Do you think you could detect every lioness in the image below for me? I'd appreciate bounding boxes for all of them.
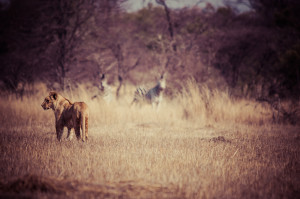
[41,91,89,142]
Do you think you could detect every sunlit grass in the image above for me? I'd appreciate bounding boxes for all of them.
[0,81,299,198]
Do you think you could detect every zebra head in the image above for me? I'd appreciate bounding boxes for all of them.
[100,74,108,91]
[158,72,167,90]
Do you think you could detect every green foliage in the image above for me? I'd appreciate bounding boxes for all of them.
[216,7,233,16]
[185,16,205,34]
[133,7,164,35]
[278,44,300,96]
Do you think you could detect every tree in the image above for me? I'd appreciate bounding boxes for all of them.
[0,0,128,96]
[0,0,46,97]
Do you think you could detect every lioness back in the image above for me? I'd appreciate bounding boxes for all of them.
[73,102,89,116]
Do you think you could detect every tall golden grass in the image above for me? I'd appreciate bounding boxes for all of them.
[0,80,299,198]
[0,79,273,126]
[175,79,272,125]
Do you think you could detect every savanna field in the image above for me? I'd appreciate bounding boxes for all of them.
[1,0,300,198]
[0,81,299,199]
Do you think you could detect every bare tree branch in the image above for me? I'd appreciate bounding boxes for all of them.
[155,0,174,40]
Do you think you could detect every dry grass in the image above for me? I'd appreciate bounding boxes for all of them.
[0,81,299,198]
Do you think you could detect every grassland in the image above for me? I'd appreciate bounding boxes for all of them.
[0,82,299,198]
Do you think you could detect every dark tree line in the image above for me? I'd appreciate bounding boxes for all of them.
[0,0,299,100]
[0,0,125,95]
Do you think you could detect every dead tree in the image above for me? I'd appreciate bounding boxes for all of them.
[110,44,140,99]
[155,0,176,51]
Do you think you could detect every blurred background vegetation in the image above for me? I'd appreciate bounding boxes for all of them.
[0,0,299,101]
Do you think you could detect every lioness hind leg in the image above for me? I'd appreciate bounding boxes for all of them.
[85,116,88,141]
[81,114,87,142]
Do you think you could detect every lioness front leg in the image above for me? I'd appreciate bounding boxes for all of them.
[75,126,81,141]
[56,125,64,142]
[66,128,73,141]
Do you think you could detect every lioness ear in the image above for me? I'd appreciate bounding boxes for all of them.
[49,91,58,100]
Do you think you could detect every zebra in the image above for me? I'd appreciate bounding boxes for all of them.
[131,73,166,108]
[92,74,113,103]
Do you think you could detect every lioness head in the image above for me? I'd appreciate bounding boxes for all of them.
[41,91,58,110]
